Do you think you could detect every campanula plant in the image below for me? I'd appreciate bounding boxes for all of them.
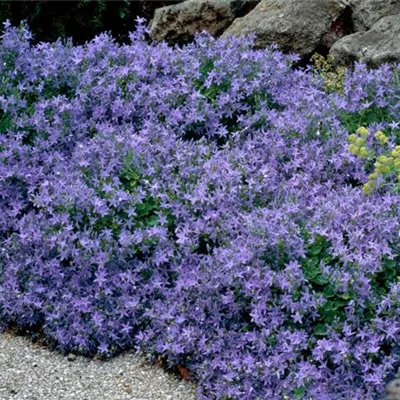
[1,20,400,400]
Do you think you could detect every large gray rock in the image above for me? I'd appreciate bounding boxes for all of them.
[330,14,400,66]
[350,0,400,32]
[221,0,349,56]
[149,0,260,44]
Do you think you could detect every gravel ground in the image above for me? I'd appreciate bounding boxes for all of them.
[0,333,197,400]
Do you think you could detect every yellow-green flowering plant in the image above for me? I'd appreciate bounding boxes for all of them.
[311,53,346,93]
[348,126,400,194]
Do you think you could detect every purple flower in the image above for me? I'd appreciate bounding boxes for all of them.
[1,20,400,400]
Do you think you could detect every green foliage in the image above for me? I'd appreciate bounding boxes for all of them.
[300,235,399,337]
[73,151,171,245]
[301,236,352,336]
[0,111,11,134]
[341,105,393,134]
[371,257,400,297]
[292,386,306,400]
[194,58,231,104]
[120,152,176,233]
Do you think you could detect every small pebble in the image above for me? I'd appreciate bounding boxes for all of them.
[0,334,196,400]
[386,378,400,400]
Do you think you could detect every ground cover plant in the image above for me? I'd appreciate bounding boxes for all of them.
[1,20,400,399]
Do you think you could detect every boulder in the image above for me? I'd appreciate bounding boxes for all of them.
[350,0,400,32]
[330,14,400,66]
[221,0,349,57]
[149,0,260,44]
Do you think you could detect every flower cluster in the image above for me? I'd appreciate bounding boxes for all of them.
[310,53,346,93]
[1,21,400,400]
[348,125,400,194]
[348,126,370,158]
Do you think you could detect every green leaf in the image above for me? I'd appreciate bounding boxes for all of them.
[313,323,327,337]
[308,243,323,256]
[340,292,353,300]
[293,386,306,400]
[0,112,11,133]
[145,215,158,228]
[302,260,321,280]
[323,285,336,298]
[312,274,329,285]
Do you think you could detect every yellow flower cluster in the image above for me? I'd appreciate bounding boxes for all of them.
[364,145,400,194]
[348,126,400,194]
[362,180,375,195]
[348,127,370,158]
[374,130,388,144]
